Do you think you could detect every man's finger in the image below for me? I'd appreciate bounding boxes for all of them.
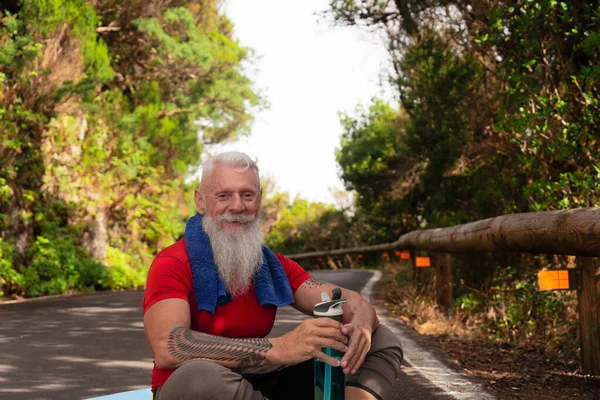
[341,348,352,369]
[318,326,349,344]
[351,334,372,374]
[318,338,348,353]
[357,344,370,371]
[347,330,371,374]
[345,334,365,373]
[312,318,343,330]
[349,339,369,374]
[341,324,353,335]
[315,349,342,367]
[341,330,361,370]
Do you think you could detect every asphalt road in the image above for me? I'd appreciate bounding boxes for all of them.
[0,270,474,400]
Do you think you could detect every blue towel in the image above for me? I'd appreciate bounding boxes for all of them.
[183,213,294,314]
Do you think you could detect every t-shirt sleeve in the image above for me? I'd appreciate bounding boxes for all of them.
[143,256,192,314]
[276,254,312,294]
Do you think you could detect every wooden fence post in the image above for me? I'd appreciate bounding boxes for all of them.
[433,253,453,316]
[576,257,600,376]
[413,252,422,285]
[411,251,418,281]
[345,254,355,269]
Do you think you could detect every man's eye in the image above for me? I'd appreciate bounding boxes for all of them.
[244,193,255,199]
[217,194,228,199]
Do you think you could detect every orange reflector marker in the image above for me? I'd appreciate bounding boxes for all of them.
[415,256,431,268]
[382,252,389,258]
[400,251,411,260]
[538,270,570,291]
[317,257,323,262]
[357,254,363,259]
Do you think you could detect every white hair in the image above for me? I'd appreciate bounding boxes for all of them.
[201,151,260,187]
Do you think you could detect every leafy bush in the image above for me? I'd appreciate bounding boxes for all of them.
[0,230,146,298]
[463,267,577,350]
[0,238,23,297]
[105,247,146,289]
[22,233,108,297]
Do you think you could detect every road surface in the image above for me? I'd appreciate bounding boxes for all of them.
[0,269,495,399]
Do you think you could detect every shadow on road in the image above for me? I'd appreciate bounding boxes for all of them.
[0,291,151,400]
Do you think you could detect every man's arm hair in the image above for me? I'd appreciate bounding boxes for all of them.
[167,326,274,368]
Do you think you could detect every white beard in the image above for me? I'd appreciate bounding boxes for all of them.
[202,213,264,296]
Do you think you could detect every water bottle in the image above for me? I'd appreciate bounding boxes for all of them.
[313,287,346,400]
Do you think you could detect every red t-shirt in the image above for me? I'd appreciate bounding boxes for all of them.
[143,238,311,389]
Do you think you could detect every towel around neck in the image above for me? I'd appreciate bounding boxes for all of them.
[183,213,294,314]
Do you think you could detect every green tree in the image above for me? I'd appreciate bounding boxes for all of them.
[0,0,262,297]
[336,100,417,243]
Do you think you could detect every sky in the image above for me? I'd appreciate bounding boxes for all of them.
[202,0,393,204]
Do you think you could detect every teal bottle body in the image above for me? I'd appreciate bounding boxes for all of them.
[313,295,346,400]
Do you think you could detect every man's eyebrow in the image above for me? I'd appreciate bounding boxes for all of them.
[215,186,258,193]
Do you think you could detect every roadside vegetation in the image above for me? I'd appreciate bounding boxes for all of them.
[380,258,600,399]
[0,0,261,298]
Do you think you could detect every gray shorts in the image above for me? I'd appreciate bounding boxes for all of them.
[154,324,403,400]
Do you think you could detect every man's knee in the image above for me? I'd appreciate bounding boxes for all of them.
[157,360,262,400]
[163,361,232,395]
[369,324,404,376]
[345,325,403,399]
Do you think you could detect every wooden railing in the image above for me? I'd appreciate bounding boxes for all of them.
[286,207,600,376]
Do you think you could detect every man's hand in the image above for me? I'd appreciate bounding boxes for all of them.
[271,318,348,367]
[340,294,379,375]
[291,273,380,374]
[340,319,373,375]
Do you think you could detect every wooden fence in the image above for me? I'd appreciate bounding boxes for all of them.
[286,207,600,376]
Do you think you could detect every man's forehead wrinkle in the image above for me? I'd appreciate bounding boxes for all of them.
[212,184,259,194]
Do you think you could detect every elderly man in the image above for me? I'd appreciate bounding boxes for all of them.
[143,151,403,400]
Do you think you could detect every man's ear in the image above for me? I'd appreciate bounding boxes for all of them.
[194,188,205,214]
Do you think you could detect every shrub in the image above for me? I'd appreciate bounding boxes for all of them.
[105,247,147,289]
[464,267,577,350]
[0,238,24,297]
[23,234,107,296]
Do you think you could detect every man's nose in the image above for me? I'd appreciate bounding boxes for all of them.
[228,193,245,213]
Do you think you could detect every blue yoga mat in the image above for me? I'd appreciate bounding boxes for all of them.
[85,388,152,400]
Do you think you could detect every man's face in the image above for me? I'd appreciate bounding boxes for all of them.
[195,164,261,233]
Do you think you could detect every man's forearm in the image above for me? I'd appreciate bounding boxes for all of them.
[293,277,378,330]
[166,326,275,369]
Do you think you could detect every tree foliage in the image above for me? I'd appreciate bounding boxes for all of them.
[328,0,600,348]
[265,197,350,255]
[0,0,261,297]
[258,178,354,258]
[330,0,600,238]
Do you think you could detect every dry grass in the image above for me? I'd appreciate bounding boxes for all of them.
[379,262,600,399]
[385,281,472,338]
[383,261,579,352]
[383,262,475,339]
